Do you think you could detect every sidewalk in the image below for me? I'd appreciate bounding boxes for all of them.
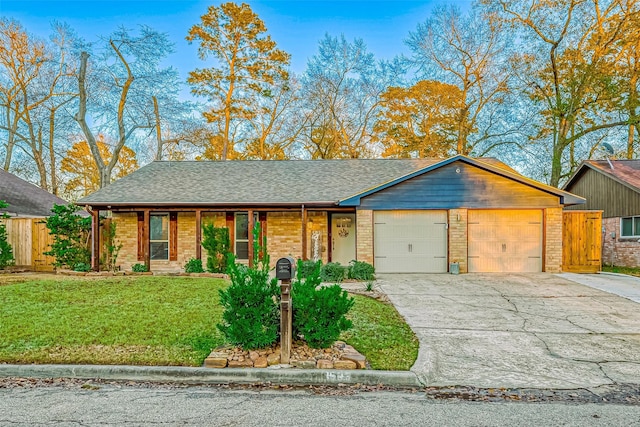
[557,272,640,303]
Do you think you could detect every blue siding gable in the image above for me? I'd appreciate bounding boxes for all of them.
[344,161,561,209]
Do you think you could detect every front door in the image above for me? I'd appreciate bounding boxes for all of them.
[331,213,356,265]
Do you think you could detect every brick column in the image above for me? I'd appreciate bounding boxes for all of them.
[356,209,374,264]
[448,209,468,273]
[545,207,563,273]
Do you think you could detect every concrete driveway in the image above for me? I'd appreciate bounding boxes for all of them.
[377,273,640,389]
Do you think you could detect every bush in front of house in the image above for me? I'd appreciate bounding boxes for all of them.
[217,223,279,349]
[347,260,375,281]
[44,204,91,269]
[292,259,355,349]
[73,262,91,272]
[132,263,148,273]
[184,258,204,273]
[201,224,230,273]
[296,259,320,279]
[320,261,346,283]
[0,200,14,269]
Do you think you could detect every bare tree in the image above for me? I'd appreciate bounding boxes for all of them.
[487,0,639,186]
[407,4,515,156]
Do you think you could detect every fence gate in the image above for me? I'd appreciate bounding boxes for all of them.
[31,219,55,272]
[562,211,602,273]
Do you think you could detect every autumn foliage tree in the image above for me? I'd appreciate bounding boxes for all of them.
[187,2,291,160]
[374,80,466,158]
[61,138,138,198]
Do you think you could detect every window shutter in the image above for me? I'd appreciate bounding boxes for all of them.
[137,212,144,261]
[170,213,178,261]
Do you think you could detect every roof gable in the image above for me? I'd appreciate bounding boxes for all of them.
[340,156,584,206]
[564,160,640,194]
[0,169,68,217]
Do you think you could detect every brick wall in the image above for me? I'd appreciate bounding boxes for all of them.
[113,211,227,272]
[448,209,468,273]
[356,209,373,265]
[112,212,137,271]
[267,211,302,263]
[602,217,640,267]
[545,207,563,273]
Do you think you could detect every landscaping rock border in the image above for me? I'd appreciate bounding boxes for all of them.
[204,341,368,370]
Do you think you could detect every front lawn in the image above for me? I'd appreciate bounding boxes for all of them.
[0,275,418,370]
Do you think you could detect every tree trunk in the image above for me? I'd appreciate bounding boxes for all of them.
[153,96,163,161]
[48,108,58,195]
[75,51,106,187]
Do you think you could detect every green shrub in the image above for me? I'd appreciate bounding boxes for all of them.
[321,262,346,283]
[44,204,91,269]
[292,260,354,348]
[132,263,147,273]
[73,262,91,272]
[296,259,321,279]
[217,223,279,349]
[0,201,14,269]
[348,260,375,281]
[184,258,205,273]
[201,224,230,273]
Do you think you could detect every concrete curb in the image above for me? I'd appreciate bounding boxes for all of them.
[0,364,423,389]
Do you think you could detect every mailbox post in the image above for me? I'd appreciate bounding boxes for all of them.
[276,257,296,364]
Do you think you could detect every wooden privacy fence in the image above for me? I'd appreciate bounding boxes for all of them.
[3,218,55,271]
[562,210,602,273]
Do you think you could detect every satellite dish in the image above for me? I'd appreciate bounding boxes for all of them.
[600,142,615,169]
[601,142,615,156]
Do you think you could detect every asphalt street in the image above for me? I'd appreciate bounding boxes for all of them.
[1,383,640,426]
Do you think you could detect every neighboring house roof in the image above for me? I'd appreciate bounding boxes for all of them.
[564,160,640,194]
[78,156,583,208]
[0,169,68,217]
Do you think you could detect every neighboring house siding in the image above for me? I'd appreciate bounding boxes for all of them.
[602,217,640,267]
[565,168,640,218]
[359,163,559,209]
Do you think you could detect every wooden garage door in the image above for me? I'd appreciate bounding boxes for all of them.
[468,210,543,273]
[374,210,448,273]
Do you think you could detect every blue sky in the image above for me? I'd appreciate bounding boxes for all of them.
[1,0,471,80]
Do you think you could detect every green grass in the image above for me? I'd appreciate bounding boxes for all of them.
[0,276,418,370]
[342,294,419,371]
[602,265,640,277]
[0,276,227,366]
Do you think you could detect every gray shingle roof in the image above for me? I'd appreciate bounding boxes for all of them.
[77,158,527,207]
[0,169,69,217]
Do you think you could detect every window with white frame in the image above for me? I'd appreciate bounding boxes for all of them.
[621,216,640,238]
[150,214,169,260]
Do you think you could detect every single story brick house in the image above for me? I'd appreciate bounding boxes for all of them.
[563,160,640,267]
[78,155,584,274]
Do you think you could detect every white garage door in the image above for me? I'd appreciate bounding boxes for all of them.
[468,210,543,273]
[374,210,448,273]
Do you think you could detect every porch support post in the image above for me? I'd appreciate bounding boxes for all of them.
[195,209,202,260]
[91,208,100,271]
[301,204,307,260]
[143,209,150,271]
[248,209,254,267]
